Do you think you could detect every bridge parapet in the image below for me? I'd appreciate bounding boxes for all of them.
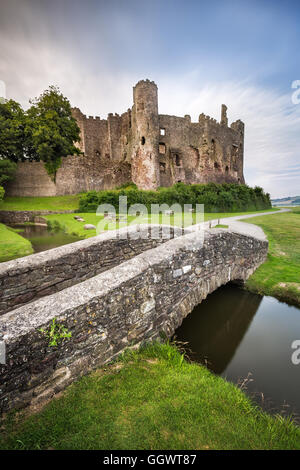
[0,224,184,316]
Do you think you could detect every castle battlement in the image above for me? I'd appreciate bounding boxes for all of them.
[70,79,245,189]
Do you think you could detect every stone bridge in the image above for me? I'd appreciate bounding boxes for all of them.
[0,224,268,413]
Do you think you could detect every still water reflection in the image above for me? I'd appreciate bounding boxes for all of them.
[175,284,300,417]
[13,224,82,254]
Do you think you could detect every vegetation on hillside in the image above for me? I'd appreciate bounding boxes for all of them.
[0,342,299,450]
[245,207,300,306]
[79,182,271,213]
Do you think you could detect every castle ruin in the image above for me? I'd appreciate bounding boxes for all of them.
[7,79,245,196]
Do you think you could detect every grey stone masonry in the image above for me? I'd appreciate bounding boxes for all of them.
[0,225,183,315]
[0,210,74,225]
[0,228,268,414]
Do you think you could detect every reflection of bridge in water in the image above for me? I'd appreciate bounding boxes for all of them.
[175,284,262,374]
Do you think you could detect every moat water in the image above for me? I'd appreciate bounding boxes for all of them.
[174,284,300,419]
[12,224,82,253]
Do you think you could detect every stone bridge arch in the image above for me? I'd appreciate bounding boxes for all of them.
[0,227,268,414]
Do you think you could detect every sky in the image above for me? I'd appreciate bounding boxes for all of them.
[0,0,299,198]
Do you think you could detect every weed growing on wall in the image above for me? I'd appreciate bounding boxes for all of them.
[39,318,72,347]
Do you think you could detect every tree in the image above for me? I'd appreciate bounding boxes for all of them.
[0,100,26,162]
[0,159,17,187]
[26,86,81,180]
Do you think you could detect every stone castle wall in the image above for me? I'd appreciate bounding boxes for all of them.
[6,79,245,196]
[0,228,267,413]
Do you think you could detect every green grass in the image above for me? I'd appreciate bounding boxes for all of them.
[0,223,33,262]
[0,195,82,211]
[45,209,278,239]
[213,224,229,229]
[0,342,299,450]
[244,207,300,306]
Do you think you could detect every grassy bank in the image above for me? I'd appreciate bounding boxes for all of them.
[45,209,277,239]
[0,195,82,211]
[244,207,300,306]
[0,223,33,262]
[0,342,299,450]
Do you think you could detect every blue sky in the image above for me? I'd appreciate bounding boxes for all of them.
[0,0,299,197]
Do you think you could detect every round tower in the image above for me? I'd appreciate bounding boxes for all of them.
[131,79,160,189]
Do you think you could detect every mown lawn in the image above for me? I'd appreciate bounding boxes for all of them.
[244,207,300,306]
[0,223,33,262]
[0,342,299,450]
[45,209,278,239]
[0,195,82,211]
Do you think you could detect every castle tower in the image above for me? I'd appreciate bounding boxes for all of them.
[130,79,160,189]
[220,104,228,126]
[71,107,86,154]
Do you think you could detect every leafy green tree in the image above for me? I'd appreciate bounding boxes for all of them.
[0,100,26,162]
[26,86,81,180]
[0,159,17,186]
[0,186,4,201]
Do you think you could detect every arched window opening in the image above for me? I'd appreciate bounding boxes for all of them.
[225,165,229,172]
[141,136,145,145]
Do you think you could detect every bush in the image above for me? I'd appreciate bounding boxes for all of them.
[116,181,138,190]
[0,159,17,186]
[79,183,272,213]
[0,186,4,201]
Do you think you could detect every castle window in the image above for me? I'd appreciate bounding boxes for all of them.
[159,143,166,154]
[160,162,166,173]
[160,128,165,136]
[141,136,145,145]
[211,139,216,155]
[175,154,181,167]
[225,165,229,172]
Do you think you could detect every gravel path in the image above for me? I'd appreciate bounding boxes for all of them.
[210,208,291,240]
